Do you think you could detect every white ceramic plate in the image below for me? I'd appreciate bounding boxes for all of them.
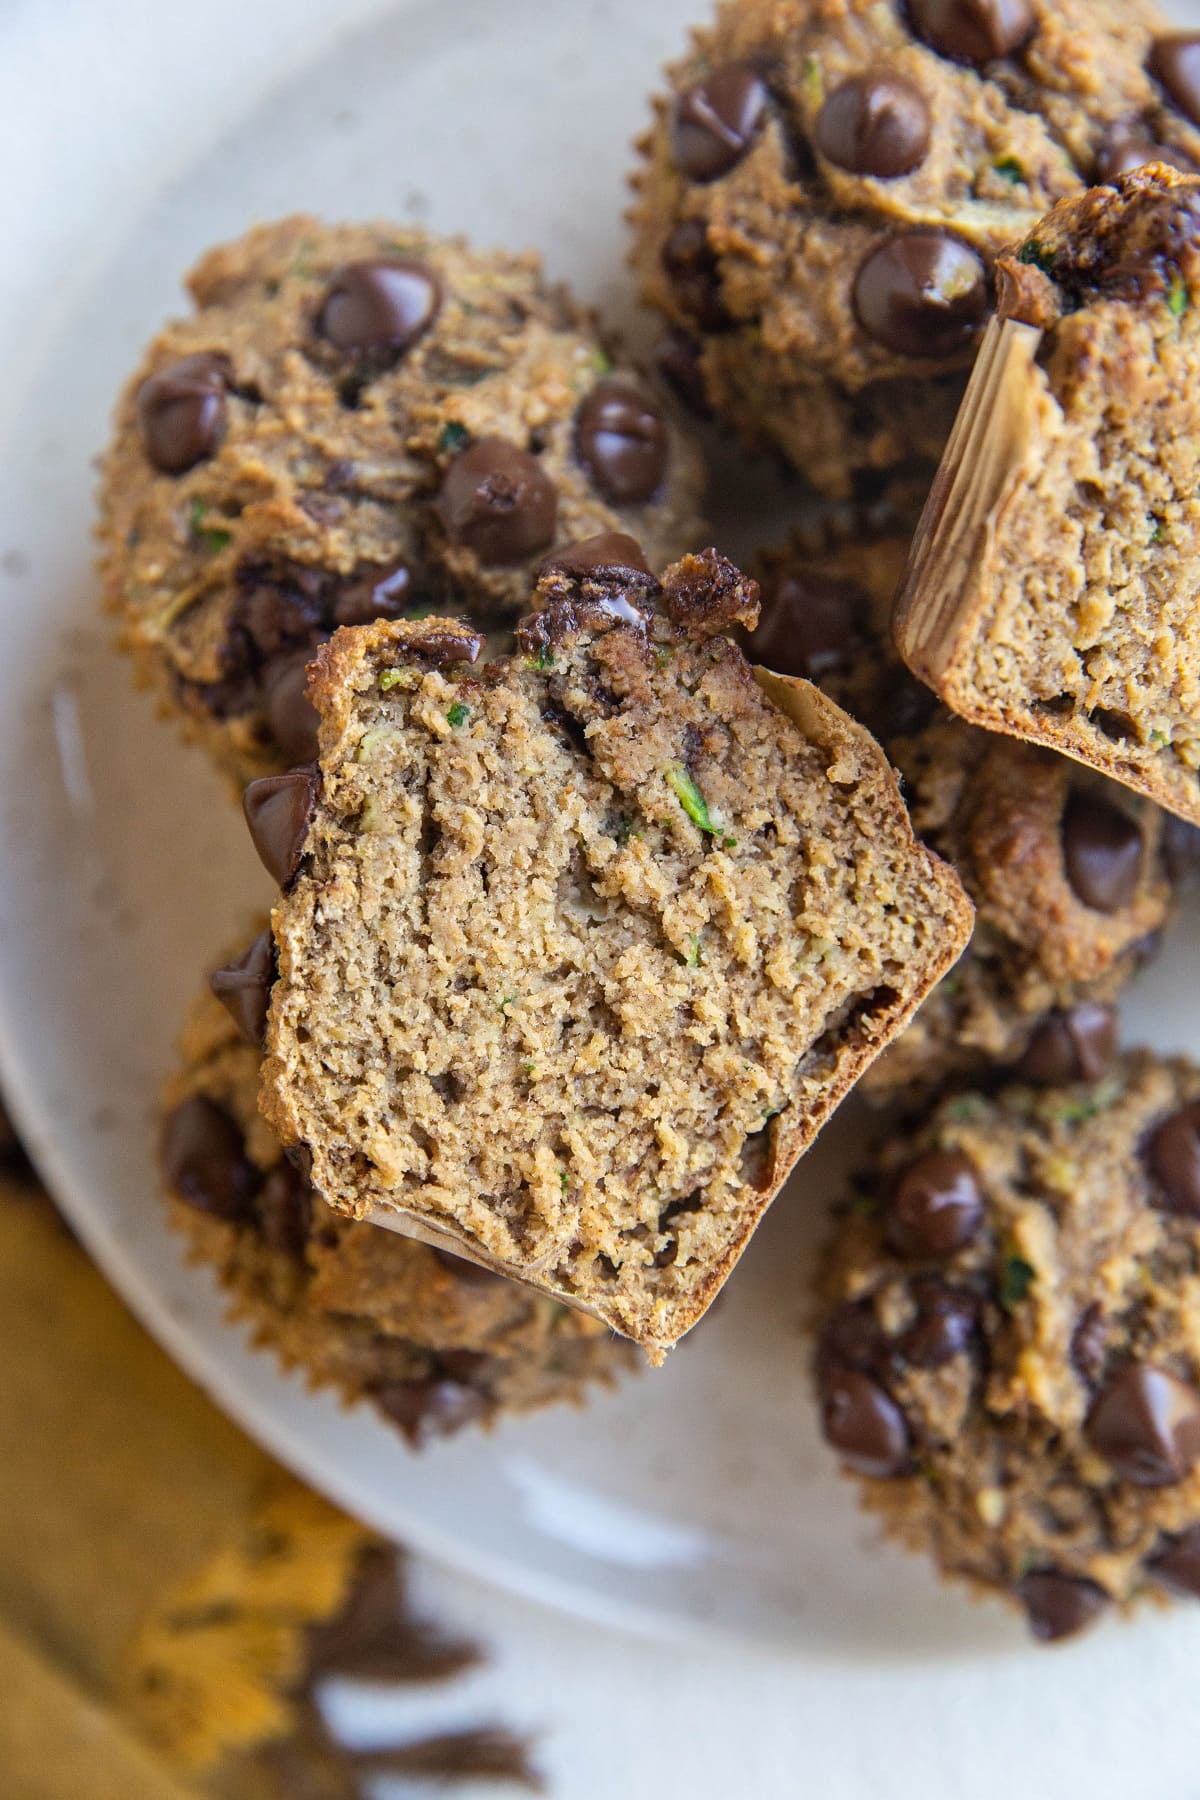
[4,0,1200,1658]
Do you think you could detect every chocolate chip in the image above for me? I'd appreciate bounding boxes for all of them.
[815,72,931,177]
[434,437,557,566]
[908,0,1036,65]
[672,62,768,181]
[255,1160,313,1258]
[661,221,729,331]
[1015,1571,1107,1643]
[885,1150,983,1258]
[1149,35,1200,130]
[400,624,484,665]
[1148,1525,1200,1597]
[373,1377,491,1446]
[1095,132,1196,182]
[316,259,441,362]
[432,1246,505,1286]
[209,929,277,1046]
[230,567,325,661]
[818,1300,887,1373]
[819,1363,910,1476]
[332,563,413,627]
[161,1095,259,1221]
[1071,1302,1108,1385]
[136,352,232,474]
[1085,1363,1200,1485]
[1147,1100,1200,1217]
[854,233,987,357]
[1061,791,1143,912]
[574,381,668,505]
[1016,1003,1118,1085]
[261,646,322,764]
[242,765,320,887]
[902,1278,978,1367]
[537,532,652,581]
[655,328,712,416]
[749,570,867,681]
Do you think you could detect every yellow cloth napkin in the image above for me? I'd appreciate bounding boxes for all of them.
[0,1161,538,1798]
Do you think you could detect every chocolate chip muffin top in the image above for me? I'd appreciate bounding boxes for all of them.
[99,215,705,786]
[630,0,1200,495]
[817,1050,1200,1641]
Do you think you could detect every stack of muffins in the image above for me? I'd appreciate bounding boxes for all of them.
[98,0,1200,1643]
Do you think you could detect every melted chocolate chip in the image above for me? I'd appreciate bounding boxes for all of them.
[261,646,322,764]
[672,62,768,181]
[853,233,987,356]
[1015,1571,1107,1643]
[242,766,320,887]
[316,259,441,362]
[1061,791,1143,913]
[749,569,867,681]
[332,563,413,627]
[909,0,1036,65]
[230,567,325,662]
[902,1278,978,1367]
[1096,132,1196,182]
[655,328,712,416]
[209,929,277,1046]
[373,1377,491,1446]
[537,532,652,581]
[1149,35,1200,130]
[816,72,931,177]
[1016,1003,1118,1085]
[819,1363,910,1476]
[255,1160,313,1257]
[161,1095,258,1221]
[434,437,557,565]
[1085,1363,1200,1485]
[574,380,668,505]
[137,352,232,474]
[1147,1100,1200,1217]
[661,221,729,331]
[1147,1524,1200,1597]
[885,1150,984,1258]
[400,624,484,665]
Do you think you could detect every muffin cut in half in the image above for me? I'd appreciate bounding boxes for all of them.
[251,538,973,1360]
[896,166,1200,826]
[747,527,1176,1094]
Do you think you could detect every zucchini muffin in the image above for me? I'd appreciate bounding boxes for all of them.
[630,0,1200,496]
[163,956,631,1444]
[896,165,1200,826]
[747,529,1174,1092]
[100,215,705,786]
[817,1051,1200,1641]
[251,539,972,1361]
